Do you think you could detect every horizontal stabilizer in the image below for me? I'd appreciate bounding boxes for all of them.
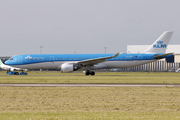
[153,53,173,59]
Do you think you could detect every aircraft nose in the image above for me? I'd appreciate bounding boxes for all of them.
[5,60,10,65]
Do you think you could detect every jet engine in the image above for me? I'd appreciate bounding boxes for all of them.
[61,63,78,73]
[10,68,15,71]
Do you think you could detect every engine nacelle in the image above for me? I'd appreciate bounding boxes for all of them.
[61,63,78,73]
[10,68,20,71]
[10,68,15,71]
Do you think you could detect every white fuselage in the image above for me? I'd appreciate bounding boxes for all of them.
[10,60,154,70]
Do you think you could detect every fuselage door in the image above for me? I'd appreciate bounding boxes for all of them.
[138,55,142,61]
[50,56,54,62]
[18,56,22,63]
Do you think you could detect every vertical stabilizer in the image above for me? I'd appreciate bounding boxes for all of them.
[0,59,3,66]
[143,31,173,53]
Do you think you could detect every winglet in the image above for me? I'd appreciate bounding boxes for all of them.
[112,53,119,58]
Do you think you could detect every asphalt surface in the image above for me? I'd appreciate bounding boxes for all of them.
[0,84,180,87]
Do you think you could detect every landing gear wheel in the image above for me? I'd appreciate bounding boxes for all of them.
[85,71,90,76]
[85,71,95,76]
[90,71,95,76]
[15,72,19,75]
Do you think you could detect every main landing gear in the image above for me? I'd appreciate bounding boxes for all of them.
[85,70,95,76]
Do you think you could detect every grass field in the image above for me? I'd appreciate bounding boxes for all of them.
[0,71,180,84]
[0,87,180,120]
[0,71,180,119]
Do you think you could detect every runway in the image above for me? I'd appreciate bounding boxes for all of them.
[0,84,180,87]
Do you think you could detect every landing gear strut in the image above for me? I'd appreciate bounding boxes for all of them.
[85,70,95,76]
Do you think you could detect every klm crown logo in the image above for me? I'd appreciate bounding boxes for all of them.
[25,55,33,60]
[153,40,166,48]
[156,40,163,44]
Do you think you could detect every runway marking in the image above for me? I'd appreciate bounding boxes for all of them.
[0,84,179,87]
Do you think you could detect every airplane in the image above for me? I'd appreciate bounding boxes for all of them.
[0,59,27,74]
[5,31,173,76]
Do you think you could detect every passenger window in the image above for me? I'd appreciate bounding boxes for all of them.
[10,58,13,60]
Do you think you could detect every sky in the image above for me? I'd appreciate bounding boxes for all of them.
[0,0,180,56]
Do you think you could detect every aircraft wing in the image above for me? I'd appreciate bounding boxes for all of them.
[76,53,119,66]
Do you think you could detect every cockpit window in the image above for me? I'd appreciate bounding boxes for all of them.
[10,58,13,60]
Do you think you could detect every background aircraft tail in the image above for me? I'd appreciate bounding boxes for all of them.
[143,31,173,53]
[0,59,3,66]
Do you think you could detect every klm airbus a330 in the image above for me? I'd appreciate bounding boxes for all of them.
[5,31,173,75]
